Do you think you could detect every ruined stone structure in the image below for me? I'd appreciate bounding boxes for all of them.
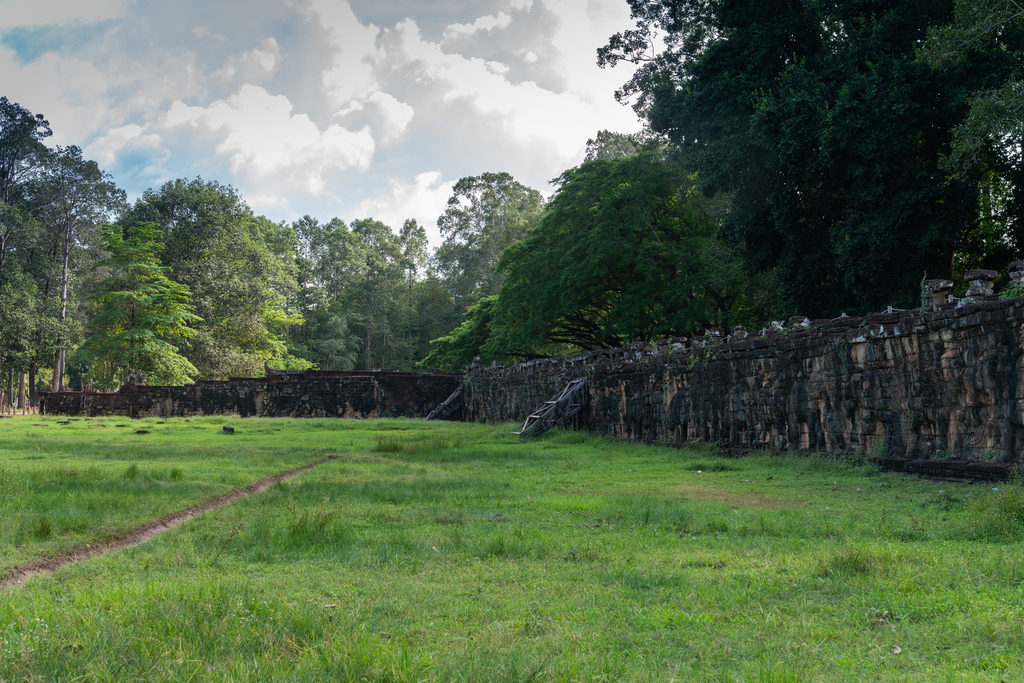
[40,264,1024,470]
[41,370,461,420]
[464,287,1024,463]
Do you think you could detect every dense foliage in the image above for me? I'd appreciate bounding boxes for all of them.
[599,0,1023,317]
[433,172,545,306]
[424,150,779,369]
[73,223,200,388]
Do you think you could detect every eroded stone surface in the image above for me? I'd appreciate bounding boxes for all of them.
[41,371,461,420]
[464,297,1024,461]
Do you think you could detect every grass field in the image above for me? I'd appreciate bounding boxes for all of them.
[1,415,1023,681]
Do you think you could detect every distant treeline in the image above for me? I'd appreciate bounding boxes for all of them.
[2,0,1022,398]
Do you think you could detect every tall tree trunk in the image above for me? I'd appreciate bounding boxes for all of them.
[28,360,36,408]
[364,272,373,371]
[0,224,12,273]
[32,274,52,405]
[5,368,11,414]
[51,218,72,392]
[407,277,414,369]
[18,371,25,411]
[53,348,65,392]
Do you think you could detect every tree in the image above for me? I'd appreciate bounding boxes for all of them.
[351,218,407,370]
[600,0,999,318]
[583,129,665,161]
[0,98,52,402]
[921,0,1024,172]
[286,216,365,371]
[34,145,125,390]
[0,97,50,272]
[74,223,200,388]
[433,172,544,305]
[419,296,498,371]
[123,178,302,378]
[423,152,780,366]
[920,0,1024,283]
[493,151,777,353]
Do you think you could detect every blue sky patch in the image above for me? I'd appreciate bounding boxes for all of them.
[1,20,110,64]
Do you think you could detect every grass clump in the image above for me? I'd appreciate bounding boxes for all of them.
[961,481,1024,540]
[818,543,897,578]
[0,467,14,497]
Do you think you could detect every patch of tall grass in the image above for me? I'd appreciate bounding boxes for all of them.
[959,481,1024,540]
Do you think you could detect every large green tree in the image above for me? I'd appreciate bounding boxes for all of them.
[123,178,301,378]
[287,215,450,372]
[433,172,545,305]
[74,223,200,388]
[921,0,1024,173]
[600,0,1003,317]
[0,97,51,399]
[920,0,1024,279]
[422,151,779,369]
[0,96,50,273]
[34,145,125,390]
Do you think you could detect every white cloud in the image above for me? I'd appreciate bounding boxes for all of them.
[0,50,114,144]
[245,37,280,72]
[331,90,415,143]
[365,90,414,143]
[0,0,126,26]
[305,0,380,109]
[390,19,619,164]
[542,0,641,108]
[0,0,643,229]
[350,170,454,246]
[211,37,281,82]
[441,11,512,42]
[163,84,375,196]
[83,123,164,165]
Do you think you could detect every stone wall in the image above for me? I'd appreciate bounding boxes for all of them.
[37,266,1024,465]
[40,370,461,420]
[463,295,1024,462]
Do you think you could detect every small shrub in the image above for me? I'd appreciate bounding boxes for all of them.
[124,463,140,480]
[1000,281,1024,300]
[170,467,184,481]
[433,511,463,525]
[287,507,337,538]
[706,518,729,534]
[868,439,891,459]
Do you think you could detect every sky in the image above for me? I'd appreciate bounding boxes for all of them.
[0,0,642,246]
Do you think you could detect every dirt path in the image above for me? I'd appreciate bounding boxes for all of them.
[1,455,338,590]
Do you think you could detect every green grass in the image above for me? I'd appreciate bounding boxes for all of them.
[0,414,369,571]
[1,417,1024,681]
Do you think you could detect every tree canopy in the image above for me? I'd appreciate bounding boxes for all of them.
[600,0,1017,317]
[421,151,779,369]
[433,172,544,305]
[74,223,201,388]
[122,178,301,379]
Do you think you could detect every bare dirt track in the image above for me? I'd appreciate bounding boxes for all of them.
[1,455,339,590]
